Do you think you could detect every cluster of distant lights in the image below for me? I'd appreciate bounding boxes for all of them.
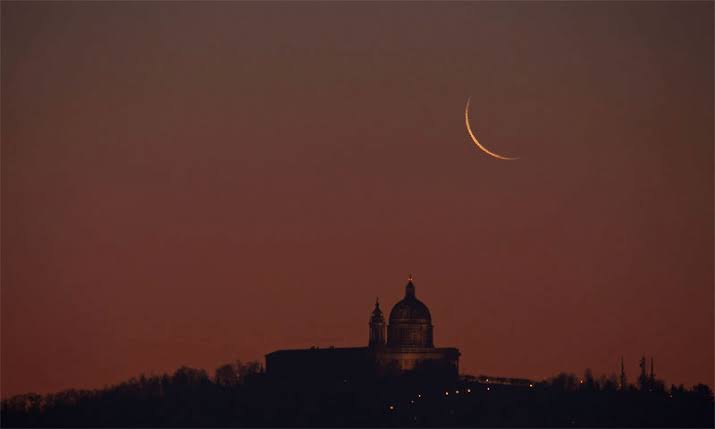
[387,382,537,412]
[386,377,668,413]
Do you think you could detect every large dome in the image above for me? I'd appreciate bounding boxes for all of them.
[389,287,432,323]
[387,279,434,348]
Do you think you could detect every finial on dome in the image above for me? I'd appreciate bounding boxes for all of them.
[405,275,416,298]
[408,273,413,281]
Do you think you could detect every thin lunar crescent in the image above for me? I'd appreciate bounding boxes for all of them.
[465,97,518,160]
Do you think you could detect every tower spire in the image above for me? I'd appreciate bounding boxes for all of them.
[638,354,648,390]
[620,356,626,391]
[368,297,386,348]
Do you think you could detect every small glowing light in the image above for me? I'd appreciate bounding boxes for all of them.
[485,378,489,382]
[529,383,534,388]
[417,394,421,398]
[466,388,471,393]
[579,379,584,384]
[487,387,491,391]
[455,390,460,394]
[410,400,415,404]
[445,391,449,396]
[389,405,395,411]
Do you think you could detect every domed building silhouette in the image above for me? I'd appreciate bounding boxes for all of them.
[266,276,460,381]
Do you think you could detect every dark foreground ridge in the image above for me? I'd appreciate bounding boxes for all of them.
[2,360,713,427]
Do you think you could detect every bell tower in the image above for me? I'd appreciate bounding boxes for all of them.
[369,298,386,348]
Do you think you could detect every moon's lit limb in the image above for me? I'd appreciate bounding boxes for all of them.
[465,97,518,160]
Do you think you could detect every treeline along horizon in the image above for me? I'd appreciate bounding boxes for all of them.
[2,359,713,427]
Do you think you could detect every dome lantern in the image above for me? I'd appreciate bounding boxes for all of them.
[405,276,416,299]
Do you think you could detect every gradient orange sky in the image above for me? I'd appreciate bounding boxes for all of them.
[2,2,713,397]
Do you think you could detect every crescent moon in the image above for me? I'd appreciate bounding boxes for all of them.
[465,97,518,160]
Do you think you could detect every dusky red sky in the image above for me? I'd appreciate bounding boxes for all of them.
[2,2,713,397]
